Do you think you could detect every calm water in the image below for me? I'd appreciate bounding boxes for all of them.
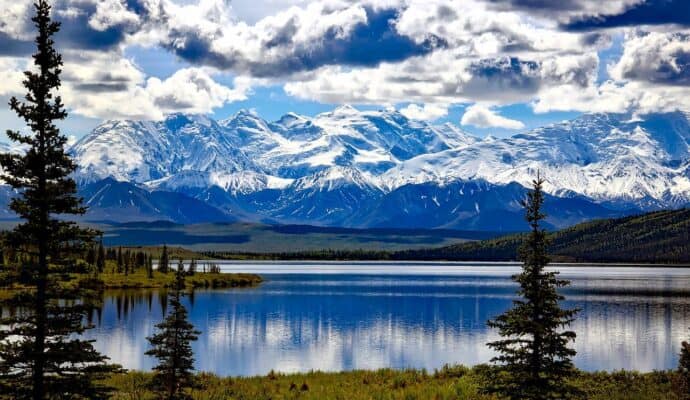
[87,262,690,376]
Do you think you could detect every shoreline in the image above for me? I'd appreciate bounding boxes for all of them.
[106,365,683,399]
[156,258,690,268]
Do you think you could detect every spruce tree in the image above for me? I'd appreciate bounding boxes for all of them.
[96,241,105,273]
[147,254,154,279]
[159,244,169,273]
[146,259,200,400]
[85,246,96,265]
[0,1,119,398]
[679,339,690,399]
[485,174,579,400]
[117,246,123,273]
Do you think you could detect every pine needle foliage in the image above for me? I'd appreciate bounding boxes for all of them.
[679,339,690,399]
[0,1,120,398]
[146,261,201,399]
[485,174,580,400]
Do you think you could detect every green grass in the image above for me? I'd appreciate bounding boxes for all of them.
[90,264,262,290]
[0,259,262,291]
[104,365,683,400]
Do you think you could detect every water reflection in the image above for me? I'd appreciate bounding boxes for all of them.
[83,265,690,376]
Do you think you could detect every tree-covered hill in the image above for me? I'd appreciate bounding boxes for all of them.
[395,208,690,264]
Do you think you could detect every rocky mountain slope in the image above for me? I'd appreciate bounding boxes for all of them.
[2,106,689,230]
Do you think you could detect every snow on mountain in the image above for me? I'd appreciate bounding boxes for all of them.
[71,106,472,188]
[71,113,260,184]
[147,170,292,195]
[4,106,690,228]
[252,166,385,226]
[79,178,233,223]
[382,112,690,207]
[352,180,621,231]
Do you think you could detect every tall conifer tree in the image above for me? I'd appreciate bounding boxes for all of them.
[147,254,154,279]
[679,339,690,399]
[159,244,169,273]
[0,1,119,398]
[146,260,200,399]
[485,174,579,400]
[96,241,105,273]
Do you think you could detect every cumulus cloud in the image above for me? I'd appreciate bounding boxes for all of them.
[0,58,26,96]
[62,66,249,120]
[399,103,448,120]
[529,29,690,115]
[563,0,690,30]
[610,31,690,86]
[460,104,525,129]
[145,68,249,113]
[284,51,598,105]
[3,0,690,122]
[0,0,150,56]
[159,2,443,77]
[484,0,641,21]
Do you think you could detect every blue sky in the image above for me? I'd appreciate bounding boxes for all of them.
[1,0,689,139]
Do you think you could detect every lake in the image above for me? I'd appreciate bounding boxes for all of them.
[87,262,690,376]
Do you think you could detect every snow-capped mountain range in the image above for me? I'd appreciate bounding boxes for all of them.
[2,106,690,231]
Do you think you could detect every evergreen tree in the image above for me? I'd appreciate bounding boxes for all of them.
[96,241,105,273]
[159,244,169,273]
[0,2,119,398]
[679,339,690,399]
[146,260,200,400]
[136,251,145,268]
[85,246,96,265]
[188,259,197,276]
[147,255,154,279]
[485,174,579,400]
[117,246,123,273]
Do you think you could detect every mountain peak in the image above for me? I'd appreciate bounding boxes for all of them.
[275,112,310,127]
[232,108,261,118]
[220,109,269,131]
[164,113,215,130]
[332,104,359,115]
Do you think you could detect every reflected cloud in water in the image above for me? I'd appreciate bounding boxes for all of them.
[82,265,690,376]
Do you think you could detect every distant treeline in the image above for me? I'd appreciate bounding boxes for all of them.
[202,208,690,264]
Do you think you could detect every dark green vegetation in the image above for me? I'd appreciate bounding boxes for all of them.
[3,208,687,263]
[146,264,200,400]
[87,246,260,289]
[198,208,690,263]
[0,2,119,398]
[679,339,690,399]
[93,266,261,290]
[105,366,683,400]
[76,220,500,252]
[486,176,579,400]
[400,208,690,263]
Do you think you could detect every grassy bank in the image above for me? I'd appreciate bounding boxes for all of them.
[105,365,682,400]
[91,268,262,289]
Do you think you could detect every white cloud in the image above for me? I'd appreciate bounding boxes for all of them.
[145,68,250,114]
[3,0,690,122]
[88,0,141,31]
[55,51,250,120]
[0,58,26,96]
[398,103,448,121]
[460,104,525,129]
[609,30,690,85]
[284,50,598,106]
